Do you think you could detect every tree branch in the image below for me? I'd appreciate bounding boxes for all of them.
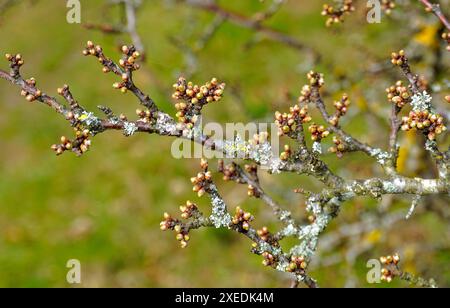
[419,0,450,31]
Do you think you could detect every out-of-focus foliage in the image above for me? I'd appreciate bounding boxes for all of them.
[0,0,448,287]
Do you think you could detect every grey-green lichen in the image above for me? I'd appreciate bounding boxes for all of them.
[312,141,322,154]
[411,91,433,112]
[77,111,103,135]
[209,194,232,228]
[123,121,138,136]
[369,148,392,165]
[155,112,178,135]
[291,213,332,259]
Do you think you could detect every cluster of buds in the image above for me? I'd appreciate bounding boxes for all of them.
[287,256,308,273]
[160,212,177,231]
[401,110,446,140]
[307,71,325,88]
[82,41,103,58]
[442,32,450,52]
[321,0,355,27]
[179,200,199,219]
[328,136,346,158]
[190,171,212,197]
[257,226,272,242]
[172,77,226,126]
[298,85,312,104]
[249,132,269,146]
[280,144,292,161]
[218,160,242,183]
[5,53,24,68]
[329,94,350,126]
[83,41,140,71]
[118,44,141,71]
[381,0,396,15]
[261,252,276,267]
[51,136,73,156]
[231,206,253,231]
[160,213,190,248]
[135,108,154,123]
[274,105,312,137]
[83,41,141,94]
[20,78,42,102]
[380,253,401,282]
[391,50,407,66]
[386,81,410,108]
[174,226,190,248]
[51,129,91,156]
[308,124,330,142]
[191,159,212,197]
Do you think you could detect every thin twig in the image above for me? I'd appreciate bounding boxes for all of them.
[182,0,320,61]
[419,0,450,31]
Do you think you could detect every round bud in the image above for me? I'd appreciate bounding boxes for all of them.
[60,136,68,144]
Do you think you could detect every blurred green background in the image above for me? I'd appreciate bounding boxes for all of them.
[0,0,449,287]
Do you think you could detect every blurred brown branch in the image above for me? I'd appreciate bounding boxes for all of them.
[0,1,449,288]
